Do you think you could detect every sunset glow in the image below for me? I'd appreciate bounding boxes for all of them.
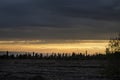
[0,40,108,54]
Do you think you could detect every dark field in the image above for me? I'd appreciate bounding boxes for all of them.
[0,59,110,80]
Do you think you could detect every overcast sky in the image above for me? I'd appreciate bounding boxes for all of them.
[0,0,120,40]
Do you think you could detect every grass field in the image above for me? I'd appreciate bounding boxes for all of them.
[0,59,109,80]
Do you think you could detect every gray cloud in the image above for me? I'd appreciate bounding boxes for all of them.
[0,0,120,40]
[0,0,120,26]
[0,22,119,40]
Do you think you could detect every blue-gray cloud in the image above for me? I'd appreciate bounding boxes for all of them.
[0,0,120,40]
[0,0,120,27]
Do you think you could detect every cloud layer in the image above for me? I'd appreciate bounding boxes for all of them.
[0,0,120,40]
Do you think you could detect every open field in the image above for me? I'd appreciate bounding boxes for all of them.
[0,59,110,80]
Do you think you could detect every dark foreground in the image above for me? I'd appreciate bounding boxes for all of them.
[0,59,119,80]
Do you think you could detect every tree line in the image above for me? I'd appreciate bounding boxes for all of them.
[0,51,119,60]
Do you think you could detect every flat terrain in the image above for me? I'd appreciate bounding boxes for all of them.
[0,59,108,80]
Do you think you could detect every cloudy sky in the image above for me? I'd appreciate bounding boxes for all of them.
[0,0,120,53]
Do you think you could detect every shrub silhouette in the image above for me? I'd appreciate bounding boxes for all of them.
[105,33,120,79]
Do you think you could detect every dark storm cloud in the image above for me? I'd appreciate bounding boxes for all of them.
[0,0,120,40]
[0,0,65,27]
[55,0,120,20]
[0,0,120,27]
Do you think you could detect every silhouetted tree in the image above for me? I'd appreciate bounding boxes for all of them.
[35,53,39,58]
[33,52,35,57]
[39,53,43,59]
[105,33,120,79]
[106,33,120,54]
[6,51,9,56]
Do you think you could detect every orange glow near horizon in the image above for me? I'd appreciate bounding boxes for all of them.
[0,40,108,54]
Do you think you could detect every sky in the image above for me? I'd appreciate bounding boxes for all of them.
[0,0,120,54]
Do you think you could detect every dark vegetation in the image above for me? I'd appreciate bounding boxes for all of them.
[0,51,120,60]
[0,51,107,60]
[0,51,120,80]
[105,33,120,79]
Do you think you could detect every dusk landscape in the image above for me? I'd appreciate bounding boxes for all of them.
[0,0,120,80]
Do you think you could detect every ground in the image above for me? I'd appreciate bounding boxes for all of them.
[0,59,108,80]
